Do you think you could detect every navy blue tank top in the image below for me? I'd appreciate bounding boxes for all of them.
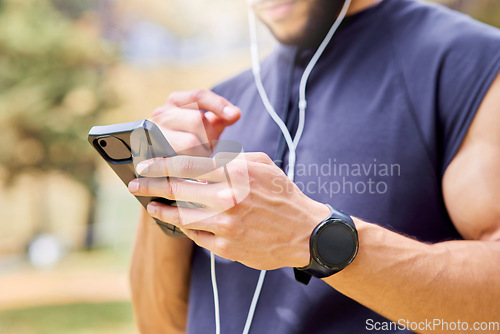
[187,0,500,333]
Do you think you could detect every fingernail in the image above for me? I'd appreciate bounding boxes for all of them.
[136,161,150,175]
[147,202,157,215]
[223,106,238,118]
[128,180,139,193]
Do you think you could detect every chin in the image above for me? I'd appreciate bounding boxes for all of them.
[257,0,345,48]
[271,27,325,48]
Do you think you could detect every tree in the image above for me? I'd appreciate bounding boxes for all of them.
[0,0,117,248]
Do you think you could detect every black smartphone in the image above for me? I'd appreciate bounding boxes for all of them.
[88,119,186,238]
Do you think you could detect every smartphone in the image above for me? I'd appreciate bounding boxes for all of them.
[88,119,186,238]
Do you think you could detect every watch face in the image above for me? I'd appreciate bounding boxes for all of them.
[315,220,357,268]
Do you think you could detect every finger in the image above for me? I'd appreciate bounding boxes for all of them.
[147,202,215,233]
[154,102,200,117]
[183,229,219,254]
[184,230,236,262]
[152,108,219,147]
[136,156,227,182]
[166,90,241,124]
[213,151,245,162]
[147,203,239,259]
[129,177,233,208]
[243,152,275,165]
[212,152,274,167]
[160,130,212,157]
[146,202,220,233]
[204,110,238,136]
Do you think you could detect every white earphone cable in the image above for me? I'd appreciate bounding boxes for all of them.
[210,252,221,334]
[294,0,352,148]
[210,1,351,333]
[248,9,298,182]
[242,269,267,334]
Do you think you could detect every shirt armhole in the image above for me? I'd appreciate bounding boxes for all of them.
[441,54,500,177]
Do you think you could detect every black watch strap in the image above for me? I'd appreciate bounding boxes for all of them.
[294,204,358,285]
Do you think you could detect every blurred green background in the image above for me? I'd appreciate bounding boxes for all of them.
[0,0,498,333]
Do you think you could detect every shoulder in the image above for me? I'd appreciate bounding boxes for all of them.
[374,0,500,175]
[442,72,500,241]
[385,0,500,58]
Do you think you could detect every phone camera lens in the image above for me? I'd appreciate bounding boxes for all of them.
[99,139,107,148]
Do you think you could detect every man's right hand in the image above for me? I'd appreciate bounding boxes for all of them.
[130,90,240,334]
[152,89,241,157]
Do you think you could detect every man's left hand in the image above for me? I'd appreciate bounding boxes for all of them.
[128,152,330,270]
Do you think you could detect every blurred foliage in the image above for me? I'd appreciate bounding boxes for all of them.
[436,0,500,27]
[51,0,98,20]
[0,0,117,190]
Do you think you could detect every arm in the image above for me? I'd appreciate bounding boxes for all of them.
[322,73,500,332]
[325,225,500,332]
[130,209,193,334]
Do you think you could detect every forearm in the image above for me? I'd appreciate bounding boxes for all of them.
[325,220,500,333]
[130,209,193,334]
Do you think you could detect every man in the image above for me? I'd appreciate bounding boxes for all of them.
[128,0,500,333]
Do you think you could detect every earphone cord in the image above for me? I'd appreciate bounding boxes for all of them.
[210,1,352,333]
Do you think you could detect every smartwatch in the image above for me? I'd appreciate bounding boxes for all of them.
[294,204,359,285]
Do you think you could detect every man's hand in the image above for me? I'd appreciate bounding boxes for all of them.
[128,152,331,270]
[129,89,241,333]
[152,89,241,156]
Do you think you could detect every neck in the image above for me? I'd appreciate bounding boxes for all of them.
[347,0,382,16]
